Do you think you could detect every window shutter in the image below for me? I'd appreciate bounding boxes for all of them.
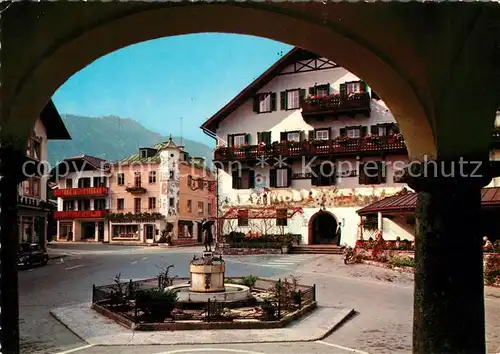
[299,89,306,101]
[361,126,368,137]
[339,128,347,136]
[280,91,287,110]
[287,168,292,187]
[339,83,347,96]
[253,95,260,113]
[308,87,315,95]
[300,130,306,141]
[232,170,240,190]
[360,81,368,93]
[371,125,378,135]
[327,127,332,140]
[269,169,277,187]
[378,162,387,184]
[227,134,234,147]
[280,132,287,142]
[358,163,366,185]
[308,130,315,140]
[245,134,251,144]
[326,84,331,95]
[257,132,263,144]
[264,132,272,145]
[249,169,256,189]
[270,92,277,111]
[392,123,400,134]
[311,165,320,186]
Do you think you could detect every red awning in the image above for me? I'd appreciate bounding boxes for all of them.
[357,187,500,216]
[219,206,303,219]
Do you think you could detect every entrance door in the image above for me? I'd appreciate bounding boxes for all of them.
[97,221,105,241]
[145,224,154,243]
[81,221,95,241]
[310,211,339,245]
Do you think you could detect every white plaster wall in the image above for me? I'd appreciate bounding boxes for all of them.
[34,119,49,201]
[215,64,395,147]
[56,170,111,212]
[382,215,415,241]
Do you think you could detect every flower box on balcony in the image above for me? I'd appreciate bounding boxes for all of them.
[54,187,109,198]
[300,92,371,119]
[125,186,147,194]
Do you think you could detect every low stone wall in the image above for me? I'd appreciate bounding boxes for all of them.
[216,247,282,255]
[357,248,500,287]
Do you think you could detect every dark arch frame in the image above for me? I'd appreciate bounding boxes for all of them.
[308,209,339,245]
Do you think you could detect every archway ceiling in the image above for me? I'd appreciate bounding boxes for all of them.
[2,2,499,159]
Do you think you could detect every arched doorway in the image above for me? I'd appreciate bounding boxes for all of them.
[308,211,339,245]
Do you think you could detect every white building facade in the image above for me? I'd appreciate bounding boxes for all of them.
[18,101,71,247]
[52,155,111,242]
[202,48,411,247]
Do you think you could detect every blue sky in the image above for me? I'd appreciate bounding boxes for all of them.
[52,34,293,147]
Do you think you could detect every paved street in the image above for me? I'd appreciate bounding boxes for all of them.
[19,244,500,354]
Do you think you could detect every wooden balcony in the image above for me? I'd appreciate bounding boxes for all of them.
[300,92,371,120]
[54,209,109,219]
[54,186,109,198]
[214,135,407,163]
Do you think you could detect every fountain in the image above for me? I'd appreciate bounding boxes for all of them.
[165,251,254,305]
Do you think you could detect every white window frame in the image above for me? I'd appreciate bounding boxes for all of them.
[259,93,272,113]
[287,132,300,142]
[233,134,246,147]
[287,90,300,110]
[316,130,329,140]
[347,128,361,138]
[346,82,361,94]
[276,168,288,188]
[378,125,387,136]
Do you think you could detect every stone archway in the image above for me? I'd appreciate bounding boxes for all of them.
[308,210,339,245]
[2,2,439,159]
[2,3,500,354]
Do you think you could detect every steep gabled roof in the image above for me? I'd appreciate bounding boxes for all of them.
[49,154,109,181]
[40,100,72,140]
[200,47,319,136]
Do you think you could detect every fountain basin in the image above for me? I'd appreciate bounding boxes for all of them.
[167,283,252,303]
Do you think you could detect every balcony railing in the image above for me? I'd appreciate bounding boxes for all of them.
[54,186,109,198]
[214,135,407,162]
[54,209,109,219]
[300,92,371,119]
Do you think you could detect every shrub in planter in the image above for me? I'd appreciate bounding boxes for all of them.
[484,255,500,286]
[239,275,258,289]
[135,289,178,322]
[388,254,414,268]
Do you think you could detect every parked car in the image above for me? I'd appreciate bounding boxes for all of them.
[18,243,49,269]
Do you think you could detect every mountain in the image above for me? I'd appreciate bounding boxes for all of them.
[47,115,214,166]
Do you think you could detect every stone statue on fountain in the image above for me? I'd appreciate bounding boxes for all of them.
[201,218,215,252]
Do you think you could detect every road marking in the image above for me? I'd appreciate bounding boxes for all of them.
[316,340,370,354]
[267,262,295,265]
[141,256,148,260]
[65,264,85,270]
[54,344,94,354]
[28,269,34,272]
[157,348,264,354]
[131,261,138,265]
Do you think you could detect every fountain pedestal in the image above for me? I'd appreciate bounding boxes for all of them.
[189,251,225,293]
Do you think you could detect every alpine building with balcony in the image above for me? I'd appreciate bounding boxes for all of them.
[50,155,111,242]
[16,100,72,248]
[201,47,411,248]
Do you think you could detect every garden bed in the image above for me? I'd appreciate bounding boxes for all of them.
[91,273,317,331]
[354,246,500,287]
